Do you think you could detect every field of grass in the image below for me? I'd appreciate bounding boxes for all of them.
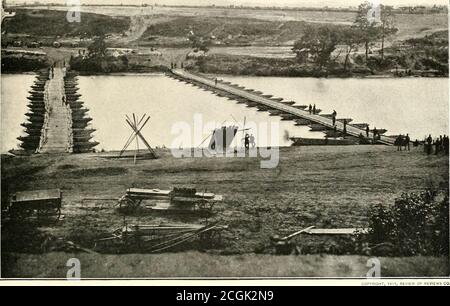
[2,9,130,38]
[2,252,448,278]
[2,146,448,257]
[6,7,447,46]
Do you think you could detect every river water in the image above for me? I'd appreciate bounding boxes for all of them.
[1,74,36,153]
[1,74,448,152]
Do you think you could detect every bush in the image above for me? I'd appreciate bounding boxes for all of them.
[4,9,130,37]
[1,53,49,72]
[69,55,129,74]
[357,188,449,257]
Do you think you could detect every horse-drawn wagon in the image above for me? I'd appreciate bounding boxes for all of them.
[8,189,62,220]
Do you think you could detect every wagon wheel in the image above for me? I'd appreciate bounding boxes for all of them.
[37,207,61,220]
[118,196,139,213]
[129,199,142,211]
[196,199,212,212]
[10,207,33,220]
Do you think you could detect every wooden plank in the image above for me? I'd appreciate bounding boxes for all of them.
[13,189,61,202]
[304,228,368,235]
[126,188,222,200]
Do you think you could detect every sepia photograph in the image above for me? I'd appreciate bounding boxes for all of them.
[0,0,448,284]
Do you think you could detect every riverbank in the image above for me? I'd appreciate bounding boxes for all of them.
[2,146,448,257]
[186,53,448,78]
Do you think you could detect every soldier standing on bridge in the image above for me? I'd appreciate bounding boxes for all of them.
[343,119,347,135]
[312,104,316,115]
[308,104,312,114]
[332,110,337,126]
[366,125,370,138]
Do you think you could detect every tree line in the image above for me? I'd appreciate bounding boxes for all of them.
[293,2,397,72]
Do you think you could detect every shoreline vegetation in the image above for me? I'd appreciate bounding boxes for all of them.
[2,49,448,78]
[2,5,448,78]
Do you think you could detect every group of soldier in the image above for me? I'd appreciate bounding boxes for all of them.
[394,134,411,151]
[308,104,317,115]
[425,135,449,155]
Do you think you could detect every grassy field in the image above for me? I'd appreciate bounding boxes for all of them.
[3,9,130,38]
[2,252,448,278]
[5,7,447,46]
[2,146,448,257]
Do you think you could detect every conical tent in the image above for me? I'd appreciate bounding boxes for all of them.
[119,113,157,163]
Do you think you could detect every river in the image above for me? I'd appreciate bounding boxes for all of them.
[1,74,36,153]
[1,74,448,152]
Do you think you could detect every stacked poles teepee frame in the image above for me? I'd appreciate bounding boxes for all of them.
[120,113,157,163]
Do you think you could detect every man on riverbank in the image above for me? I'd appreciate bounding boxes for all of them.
[426,134,433,155]
[396,135,403,151]
[244,134,250,150]
[444,135,449,155]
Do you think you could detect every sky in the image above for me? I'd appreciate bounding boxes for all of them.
[7,0,449,8]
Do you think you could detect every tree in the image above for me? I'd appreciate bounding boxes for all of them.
[87,35,107,58]
[340,28,364,71]
[189,35,210,53]
[378,5,398,60]
[353,2,398,62]
[353,1,379,62]
[293,26,339,69]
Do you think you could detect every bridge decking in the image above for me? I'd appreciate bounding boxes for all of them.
[37,67,73,153]
[171,69,395,146]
